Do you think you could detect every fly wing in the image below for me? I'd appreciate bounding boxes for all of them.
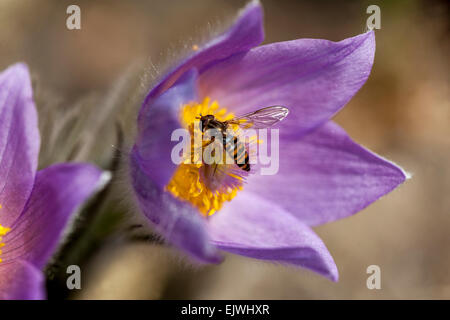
[200,134,252,193]
[200,163,247,194]
[227,106,289,129]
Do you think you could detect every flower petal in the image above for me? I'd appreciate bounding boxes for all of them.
[0,260,44,300]
[135,69,199,189]
[133,69,221,263]
[0,63,40,226]
[129,151,221,263]
[208,192,338,281]
[245,121,408,226]
[142,0,264,104]
[2,163,105,268]
[199,31,375,137]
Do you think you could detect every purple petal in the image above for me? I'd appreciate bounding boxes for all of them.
[199,31,375,137]
[135,69,198,189]
[0,63,40,226]
[133,69,221,263]
[0,260,44,300]
[245,121,408,226]
[129,151,221,264]
[2,163,105,268]
[208,192,338,281]
[141,0,264,105]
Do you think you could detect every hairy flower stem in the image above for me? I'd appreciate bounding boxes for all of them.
[45,124,124,299]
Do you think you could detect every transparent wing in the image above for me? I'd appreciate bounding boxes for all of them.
[226,106,289,129]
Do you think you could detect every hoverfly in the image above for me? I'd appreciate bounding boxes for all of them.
[198,106,289,173]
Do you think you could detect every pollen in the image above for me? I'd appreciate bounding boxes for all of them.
[180,96,235,125]
[0,204,11,263]
[166,97,244,217]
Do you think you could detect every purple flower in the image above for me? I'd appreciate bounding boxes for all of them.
[129,1,407,281]
[0,63,107,299]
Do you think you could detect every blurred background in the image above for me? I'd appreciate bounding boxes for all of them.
[0,0,448,299]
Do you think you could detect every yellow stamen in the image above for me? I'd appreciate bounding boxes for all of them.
[166,97,243,217]
[0,204,11,263]
[180,96,235,125]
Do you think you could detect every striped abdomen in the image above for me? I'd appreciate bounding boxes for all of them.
[224,135,250,172]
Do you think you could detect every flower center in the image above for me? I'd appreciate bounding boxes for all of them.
[0,204,11,263]
[166,97,246,217]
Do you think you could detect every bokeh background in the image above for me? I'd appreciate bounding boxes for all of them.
[0,0,448,299]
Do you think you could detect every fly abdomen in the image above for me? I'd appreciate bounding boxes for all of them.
[226,136,250,172]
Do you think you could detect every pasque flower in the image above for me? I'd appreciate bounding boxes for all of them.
[0,64,106,299]
[129,1,407,281]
